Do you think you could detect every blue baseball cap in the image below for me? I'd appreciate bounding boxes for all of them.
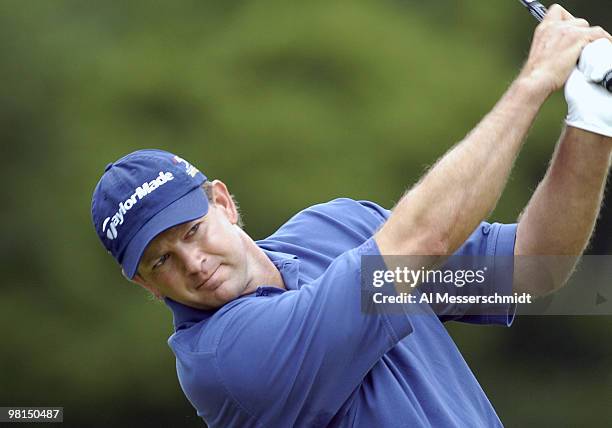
[91,149,209,279]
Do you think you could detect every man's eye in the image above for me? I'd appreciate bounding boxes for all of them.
[153,254,169,269]
[186,223,200,237]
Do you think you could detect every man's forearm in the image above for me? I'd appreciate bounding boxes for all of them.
[517,127,612,255]
[375,75,549,255]
[514,127,612,294]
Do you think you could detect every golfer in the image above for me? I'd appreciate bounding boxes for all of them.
[92,5,612,427]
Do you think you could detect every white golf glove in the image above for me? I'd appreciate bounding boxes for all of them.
[565,38,612,138]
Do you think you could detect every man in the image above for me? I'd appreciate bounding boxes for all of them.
[91,5,612,427]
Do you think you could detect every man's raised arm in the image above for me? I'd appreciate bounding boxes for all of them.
[513,127,611,296]
[375,5,611,257]
[513,35,612,296]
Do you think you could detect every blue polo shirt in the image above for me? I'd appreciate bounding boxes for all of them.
[166,198,517,427]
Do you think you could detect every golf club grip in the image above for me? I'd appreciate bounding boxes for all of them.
[519,0,612,94]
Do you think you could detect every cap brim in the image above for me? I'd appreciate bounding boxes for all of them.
[121,186,209,279]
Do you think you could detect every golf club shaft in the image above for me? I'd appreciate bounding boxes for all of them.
[520,0,547,22]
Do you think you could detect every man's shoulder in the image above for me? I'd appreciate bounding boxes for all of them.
[256,198,389,259]
[278,197,389,233]
[306,197,388,215]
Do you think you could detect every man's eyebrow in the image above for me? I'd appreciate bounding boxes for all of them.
[142,242,166,266]
[181,218,204,235]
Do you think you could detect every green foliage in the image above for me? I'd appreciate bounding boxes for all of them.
[1,0,610,425]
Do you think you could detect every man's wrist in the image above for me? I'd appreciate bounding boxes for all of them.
[565,125,612,150]
[514,70,554,105]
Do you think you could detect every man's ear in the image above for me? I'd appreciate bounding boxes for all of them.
[132,273,163,300]
[210,179,238,225]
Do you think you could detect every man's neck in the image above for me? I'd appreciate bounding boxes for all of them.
[240,230,286,295]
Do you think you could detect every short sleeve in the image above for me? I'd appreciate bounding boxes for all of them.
[433,222,518,326]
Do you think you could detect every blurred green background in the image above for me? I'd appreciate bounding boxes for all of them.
[2,0,611,426]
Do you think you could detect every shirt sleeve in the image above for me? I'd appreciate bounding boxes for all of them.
[346,204,517,326]
[214,238,413,427]
[432,222,518,326]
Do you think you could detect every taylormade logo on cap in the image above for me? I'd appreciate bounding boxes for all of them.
[102,171,174,240]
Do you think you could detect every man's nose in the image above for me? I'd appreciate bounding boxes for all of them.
[180,248,206,276]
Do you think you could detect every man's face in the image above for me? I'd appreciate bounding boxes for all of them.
[134,182,251,310]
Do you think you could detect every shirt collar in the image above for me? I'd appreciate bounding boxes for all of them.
[165,297,215,331]
[258,246,300,291]
[165,245,300,331]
